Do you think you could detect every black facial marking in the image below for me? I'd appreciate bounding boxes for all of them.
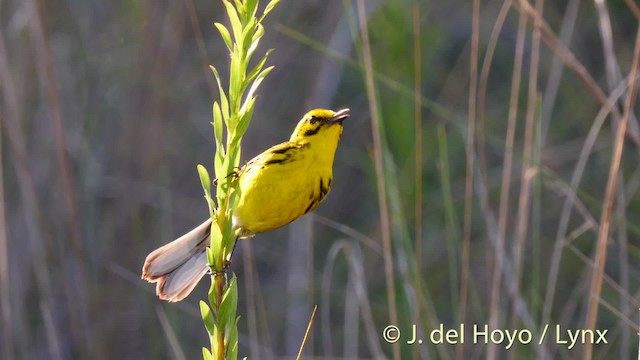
[303,127,321,137]
[309,116,320,124]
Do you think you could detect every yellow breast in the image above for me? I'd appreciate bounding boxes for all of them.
[231,108,346,237]
[232,142,332,236]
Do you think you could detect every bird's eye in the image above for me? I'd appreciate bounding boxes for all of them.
[309,116,319,124]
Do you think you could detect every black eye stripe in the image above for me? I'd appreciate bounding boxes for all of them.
[304,127,321,136]
[309,116,320,124]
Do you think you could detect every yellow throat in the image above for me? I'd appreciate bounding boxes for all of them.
[232,108,350,236]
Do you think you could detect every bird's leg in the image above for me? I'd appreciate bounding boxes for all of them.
[207,238,239,276]
[224,238,239,266]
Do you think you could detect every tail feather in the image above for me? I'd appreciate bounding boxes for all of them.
[142,219,212,302]
[154,250,209,302]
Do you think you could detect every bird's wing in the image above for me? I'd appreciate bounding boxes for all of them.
[242,141,306,171]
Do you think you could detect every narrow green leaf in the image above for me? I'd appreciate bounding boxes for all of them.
[223,0,243,44]
[240,17,257,54]
[213,102,225,153]
[215,152,225,183]
[209,65,229,123]
[260,0,281,23]
[236,97,256,140]
[217,149,241,212]
[206,245,216,275]
[214,23,233,52]
[229,47,243,118]
[208,222,223,269]
[244,66,274,108]
[226,317,240,360]
[218,276,238,338]
[245,49,272,90]
[197,165,214,217]
[246,25,264,59]
[245,0,259,21]
[212,326,219,359]
[202,347,213,360]
[227,145,243,170]
[200,301,216,337]
[197,164,212,198]
[207,271,216,311]
[217,155,231,206]
[251,23,264,49]
[233,0,245,22]
[221,200,240,254]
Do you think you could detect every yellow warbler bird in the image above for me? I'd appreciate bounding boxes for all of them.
[142,108,349,302]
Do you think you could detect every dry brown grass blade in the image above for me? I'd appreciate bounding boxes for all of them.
[41,302,63,360]
[625,0,640,20]
[540,0,580,143]
[565,243,640,313]
[356,1,399,359]
[285,220,312,356]
[489,3,526,360]
[321,241,386,359]
[26,0,88,354]
[594,0,634,352]
[477,0,512,179]
[155,306,187,360]
[312,214,382,255]
[458,1,479,359]
[515,0,640,149]
[582,23,640,360]
[511,0,543,338]
[0,29,14,360]
[542,77,631,343]
[28,0,85,262]
[0,118,11,359]
[0,17,63,360]
[296,305,318,360]
[595,0,622,91]
[241,240,260,359]
[614,178,631,355]
[412,4,423,359]
[182,0,217,96]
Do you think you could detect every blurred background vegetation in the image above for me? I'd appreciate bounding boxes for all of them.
[1,0,640,359]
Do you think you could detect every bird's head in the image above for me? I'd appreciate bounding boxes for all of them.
[289,108,350,146]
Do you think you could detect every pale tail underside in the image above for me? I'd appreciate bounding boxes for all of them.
[141,219,212,302]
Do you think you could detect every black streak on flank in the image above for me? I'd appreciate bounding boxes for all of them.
[304,177,332,214]
[304,200,316,214]
[319,178,330,198]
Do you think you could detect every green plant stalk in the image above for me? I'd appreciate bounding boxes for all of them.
[197,0,280,359]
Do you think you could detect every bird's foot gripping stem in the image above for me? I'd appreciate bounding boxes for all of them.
[207,238,238,276]
[213,167,242,186]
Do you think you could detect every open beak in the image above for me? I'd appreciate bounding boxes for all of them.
[329,108,350,124]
